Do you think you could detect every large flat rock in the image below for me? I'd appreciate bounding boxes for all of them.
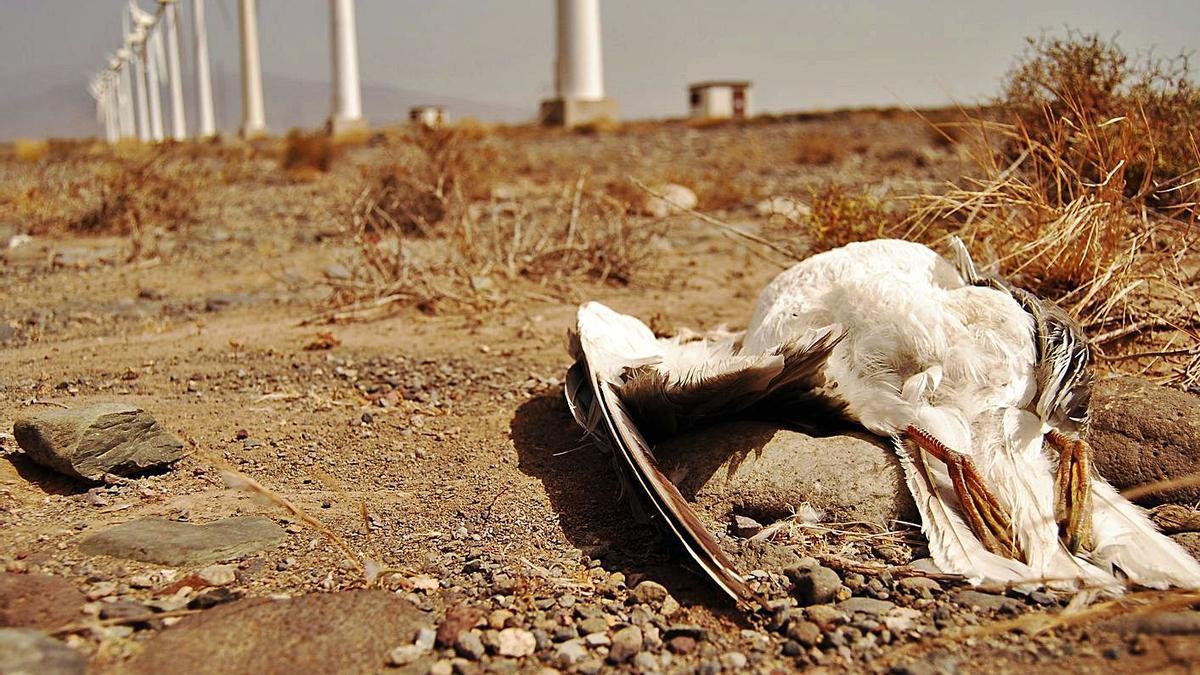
[0,574,85,630]
[1090,377,1200,504]
[0,628,86,675]
[120,590,427,675]
[79,516,285,566]
[656,421,917,528]
[13,402,184,480]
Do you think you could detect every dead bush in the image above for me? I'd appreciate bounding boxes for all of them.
[1000,31,1200,211]
[801,184,903,254]
[318,179,662,322]
[281,129,335,179]
[908,33,1200,385]
[793,131,867,165]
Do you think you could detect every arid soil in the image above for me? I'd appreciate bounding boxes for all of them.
[2,114,1199,674]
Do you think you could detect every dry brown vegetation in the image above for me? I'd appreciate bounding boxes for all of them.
[907,32,1200,388]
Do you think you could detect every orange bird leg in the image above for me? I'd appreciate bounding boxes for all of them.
[906,425,1025,562]
[1045,429,1094,554]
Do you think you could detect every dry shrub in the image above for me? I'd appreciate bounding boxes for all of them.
[3,153,199,241]
[281,129,335,179]
[13,139,50,162]
[320,181,661,321]
[573,117,621,135]
[768,182,902,253]
[794,131,867,165]
[909,32,1200,386]
[1001,31,1200,211]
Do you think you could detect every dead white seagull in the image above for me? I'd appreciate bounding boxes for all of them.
[565,238,1200,607]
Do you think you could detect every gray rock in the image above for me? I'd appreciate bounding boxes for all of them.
[656,421,917,527]
[1090,377,1200,504]
[786,620,822,647]
[644,183,698,218]
[0,628,86,675]
[720,652,748,670]
[731,514,764,537]
[631,580,669,605]
[13,403,184,480]
[632,652,659,672]
[786,563,841,606]
[897,577,942,596]
[836,597,895,616]
[455,631,486,660]
[608,625,642,664]
[954,590,1021,613]
[123,591,423,675]
[79,516,284,565]
[555,639,588,666]
[495,628,535,657]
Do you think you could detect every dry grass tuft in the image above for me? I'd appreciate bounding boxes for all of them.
[281,128,336,180]
[763,184,904,256]
[908,32,1200,386]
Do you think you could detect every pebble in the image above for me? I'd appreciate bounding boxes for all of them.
[583,632,610,647]
[667,636,696,654]
[197,564,236,587]
[806,604,847,627]
[786,564,842,606]
[386,644,424,666]
[555,639,588,666]
[496,628,536,657]
[898,576,941,597]
[631,580,669,605]
[786,620,822,648]
[632,652,659,672]
[576,659,603,675]
[954,590,1022,614]
[720,651,748,670]
[608,625,642,664]
[577,617,608,636]
[455,631,486,660]
[415,627,437,651]
[837,597,895,616]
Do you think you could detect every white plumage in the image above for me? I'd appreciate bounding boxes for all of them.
[566,238,1200,605]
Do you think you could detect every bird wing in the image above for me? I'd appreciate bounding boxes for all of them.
[565,302,841,606]
[948,237,1092,429]
[1087,479,1200,589]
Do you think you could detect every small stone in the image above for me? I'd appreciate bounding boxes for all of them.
[836,597,895,616]
[85,581,116,600]
[786,564,842,606]
[884,607,923,633]
[806,604,847,629]
[437,606,483,648]
[577,617,607,636]
[387,644,424,666]
[660,595,681,617]
[488,609,514,630]
[608,625,642,664]
[576,659,603,675]
[496,628,536,657]
[786,620,821,648]
[666,636,696,654]
[720,651,748,670]
[429,660,454,675]
[583,632,610,647]
[197,564,236,587]
[415,627,437,651]
[455,631,486,660]
[954,590,1021,613]
[631,580,669,605]
[632,652,659,672]
[555,639,588,666]
[898,577,941,596]
[731,515,764,537]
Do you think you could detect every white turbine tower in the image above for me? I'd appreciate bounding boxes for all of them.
[328,0,366,135]
[130,1,165,142]
[161,0,187,139]
[238,0,267,138]
[127,22,151,142]
[541,0,617,127]
[115,48,137,139]
[89,75,117,143]
[191,0,217,138]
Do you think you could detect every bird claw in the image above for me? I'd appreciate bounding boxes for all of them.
[1046,430,1094,554]
[906,425,1026,562]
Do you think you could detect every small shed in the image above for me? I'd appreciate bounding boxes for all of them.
[688,81,752,120]
[409,106,447,128]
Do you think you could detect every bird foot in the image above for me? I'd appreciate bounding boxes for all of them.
[906,425,1026,562]
[1046,429,1094,554]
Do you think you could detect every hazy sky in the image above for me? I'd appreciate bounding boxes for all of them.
[3,0,1198,124]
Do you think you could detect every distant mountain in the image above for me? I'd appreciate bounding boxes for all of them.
[0,67,533,140]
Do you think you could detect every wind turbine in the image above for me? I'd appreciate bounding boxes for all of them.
[160,0,187,139]
[328,0,366,135]
[129,0,165,142]
[191,0,217,138]
[238,0,267,138]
